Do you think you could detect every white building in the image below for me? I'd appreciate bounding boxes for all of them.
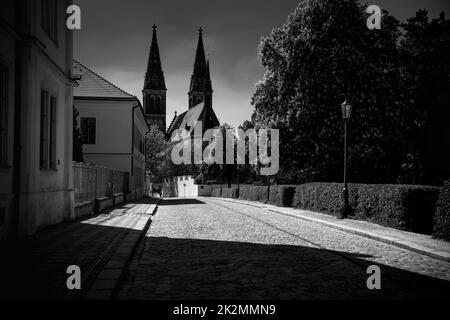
[0,0,75,238]
[162,176,212,198]
[73,61,148,200]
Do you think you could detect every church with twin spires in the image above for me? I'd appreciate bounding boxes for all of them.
[143,25,220,137]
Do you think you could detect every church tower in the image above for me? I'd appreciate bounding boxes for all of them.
[143,25,167,132]
[166,27,220,137]
[188,28,213,109]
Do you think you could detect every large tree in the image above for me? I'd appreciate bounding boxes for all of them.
[251,0,422,184]
[400,11,450,185]
[195,122,258,186]
[146,125,201,183]
[145,125,172,183]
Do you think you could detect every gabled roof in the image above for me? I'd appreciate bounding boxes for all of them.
[73,60,136,99]
[166,101,220,138]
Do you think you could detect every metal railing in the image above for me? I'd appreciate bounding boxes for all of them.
[73,162,129,206]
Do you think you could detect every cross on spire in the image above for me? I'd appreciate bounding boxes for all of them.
[198,27,203,34]
[152,24,157,32]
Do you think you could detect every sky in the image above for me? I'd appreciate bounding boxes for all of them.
[73,0,450,127]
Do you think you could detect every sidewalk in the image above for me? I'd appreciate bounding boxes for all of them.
[212,197,450,263]
[0,197,160,300]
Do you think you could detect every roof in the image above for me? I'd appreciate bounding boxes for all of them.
[189,29,212,95]
[144,25,166,91]
[73,60,136,99]
[167,101,220,137]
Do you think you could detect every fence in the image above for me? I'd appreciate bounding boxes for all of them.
[73,162,129,206]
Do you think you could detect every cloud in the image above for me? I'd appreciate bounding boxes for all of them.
[75,0,450,128]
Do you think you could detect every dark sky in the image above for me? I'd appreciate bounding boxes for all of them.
[73,0,450,127]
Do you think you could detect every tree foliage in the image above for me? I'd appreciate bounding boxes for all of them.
[146,125,201,183]
[400,11,450,185]
[145,125,172,183]
[251,0,450,185]
[196,123,258,185]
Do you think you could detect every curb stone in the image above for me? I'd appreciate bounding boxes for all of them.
[84,198,162,300]
[211,197,450,263]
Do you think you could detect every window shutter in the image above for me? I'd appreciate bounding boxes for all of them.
[49,96,57,169]
[0,66,8,166]
[40,90,49,168]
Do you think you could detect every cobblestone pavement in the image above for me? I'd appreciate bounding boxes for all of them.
[0,199,156,300]
[119,198,450,300]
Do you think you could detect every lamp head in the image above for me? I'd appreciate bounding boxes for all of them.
[341,100,352,120]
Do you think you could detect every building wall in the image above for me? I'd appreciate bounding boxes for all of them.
[0,0,17,238]
[83,154,131,174]
[0,0,75,238]
[162,176,200,198]
[75,99,134,154]
[74,99,148,200]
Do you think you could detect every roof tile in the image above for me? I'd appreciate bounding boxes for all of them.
[73,60,136,99]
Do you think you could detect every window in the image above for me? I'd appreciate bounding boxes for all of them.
[80,117,96,145]
[145,99,150,114]
[49,96,56,168]
[146,96,155,114]
[157,96,161,112]
[41,0,58,43]
[40,89,57,169]
[0,64,8,167]
[150,96,155,112]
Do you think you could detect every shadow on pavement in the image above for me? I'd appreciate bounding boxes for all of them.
[0,199,156,300]
[130,236,450,300]
[159,198,206,206]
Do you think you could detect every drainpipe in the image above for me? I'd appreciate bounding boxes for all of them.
[131,105,139,199]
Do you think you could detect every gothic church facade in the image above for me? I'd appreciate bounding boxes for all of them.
[143,26,220,136]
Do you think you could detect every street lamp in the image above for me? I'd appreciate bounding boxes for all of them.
[340,100,352,218]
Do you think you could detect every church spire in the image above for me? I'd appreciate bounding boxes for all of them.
[189,28,207,94]
[204,59,212,93]
[188,28,212,109]
[143,24,167,133]
[144,24,166,91]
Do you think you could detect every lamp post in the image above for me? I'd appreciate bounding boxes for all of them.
[237,165,240,190]
[340,100,352,218]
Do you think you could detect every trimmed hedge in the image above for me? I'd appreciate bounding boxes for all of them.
[238,185,253,201]
[237,185,269,203]
[269,185,296,207]
[433,179,450,241]
[221,187,239,199]
[254,186,269,203]
[211,187,222,197]
[293,183,440,233]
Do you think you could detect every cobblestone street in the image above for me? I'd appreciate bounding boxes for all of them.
[118,198,450,300]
